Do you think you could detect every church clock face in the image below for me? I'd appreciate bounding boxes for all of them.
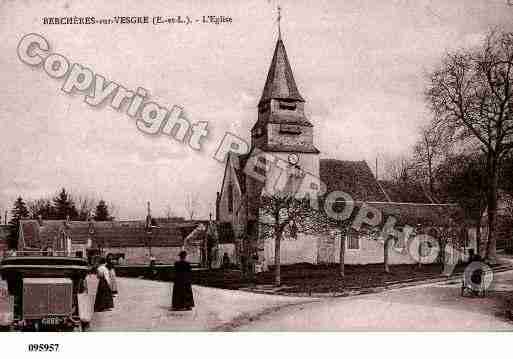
[288,153,299,165]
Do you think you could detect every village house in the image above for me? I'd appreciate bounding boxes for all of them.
[215,32,477,270]
[17,218,206,265]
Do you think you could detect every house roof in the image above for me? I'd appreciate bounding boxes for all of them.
[378,180,434,204]
[363,202,465,227]
[19,220,202,250]
[320,159,389,202]
[258,38,304,106]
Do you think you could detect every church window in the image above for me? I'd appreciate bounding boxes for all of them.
[279,124,301,134]
[228,183,234,213]
[279,101,296,111]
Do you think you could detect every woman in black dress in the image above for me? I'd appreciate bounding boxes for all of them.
[172,251,194,311]
[94,257,114,312]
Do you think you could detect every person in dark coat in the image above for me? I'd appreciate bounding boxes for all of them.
[172,251,194,311]
[94,257,114,312]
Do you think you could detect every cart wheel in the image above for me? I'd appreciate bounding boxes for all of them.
[73,322,83,332]
[81,321,90,331]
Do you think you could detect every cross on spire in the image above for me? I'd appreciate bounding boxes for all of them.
[277,4,282,39]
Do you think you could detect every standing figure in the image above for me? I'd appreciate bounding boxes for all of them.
[106,255,118,296]
[222,252,230,269]
[172,251,194,311]
[94,257,114,312]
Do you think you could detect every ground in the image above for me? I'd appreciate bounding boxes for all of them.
[88,270,513,331]
[87,276,312,331]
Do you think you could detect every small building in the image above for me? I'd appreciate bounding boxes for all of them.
[17,219,205,265]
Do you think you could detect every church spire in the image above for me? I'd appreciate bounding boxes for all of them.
[258,6,304,107]
[277,4,282,40]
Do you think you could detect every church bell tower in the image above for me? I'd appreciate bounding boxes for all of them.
[251,25,320,185]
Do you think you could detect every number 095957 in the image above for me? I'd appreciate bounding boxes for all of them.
[27,344,60,352]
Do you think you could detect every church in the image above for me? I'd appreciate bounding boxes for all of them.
[215,29,476,270]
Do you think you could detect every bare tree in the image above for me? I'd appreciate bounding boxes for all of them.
[259,192,314,286]
[185,192,199,220]
[165,205,174,220]
[74,193,98,221]
[383,155,416,184]
[107,202,119,220]
[413,123,449,196]
[27,198,53,219]
[426,30,513,262]
[437,153,487,256]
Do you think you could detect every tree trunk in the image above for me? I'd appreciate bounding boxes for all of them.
[475,220,481,258]
[384,237,390,273]
[339,228,346,278]
[486,158,499,264]
[274,231,282,286]
[428,157,434,197]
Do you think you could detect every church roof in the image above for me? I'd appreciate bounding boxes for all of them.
[378,180,435,204]
[363,202,464,227]
[259,38,305,106]
[320,159,389,202]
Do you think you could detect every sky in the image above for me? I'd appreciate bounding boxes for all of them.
[0,0,512,220]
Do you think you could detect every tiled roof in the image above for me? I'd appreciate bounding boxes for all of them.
[378,180,434,204]
[364,202,465,227]
[320,159,389,202]
[19,220,202,249]
[259,38,304,106]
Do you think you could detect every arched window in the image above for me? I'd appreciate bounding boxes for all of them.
[228,183,234,213]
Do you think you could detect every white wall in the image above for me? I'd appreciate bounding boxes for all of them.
[264,233,319,266]
[262,229,477,267]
